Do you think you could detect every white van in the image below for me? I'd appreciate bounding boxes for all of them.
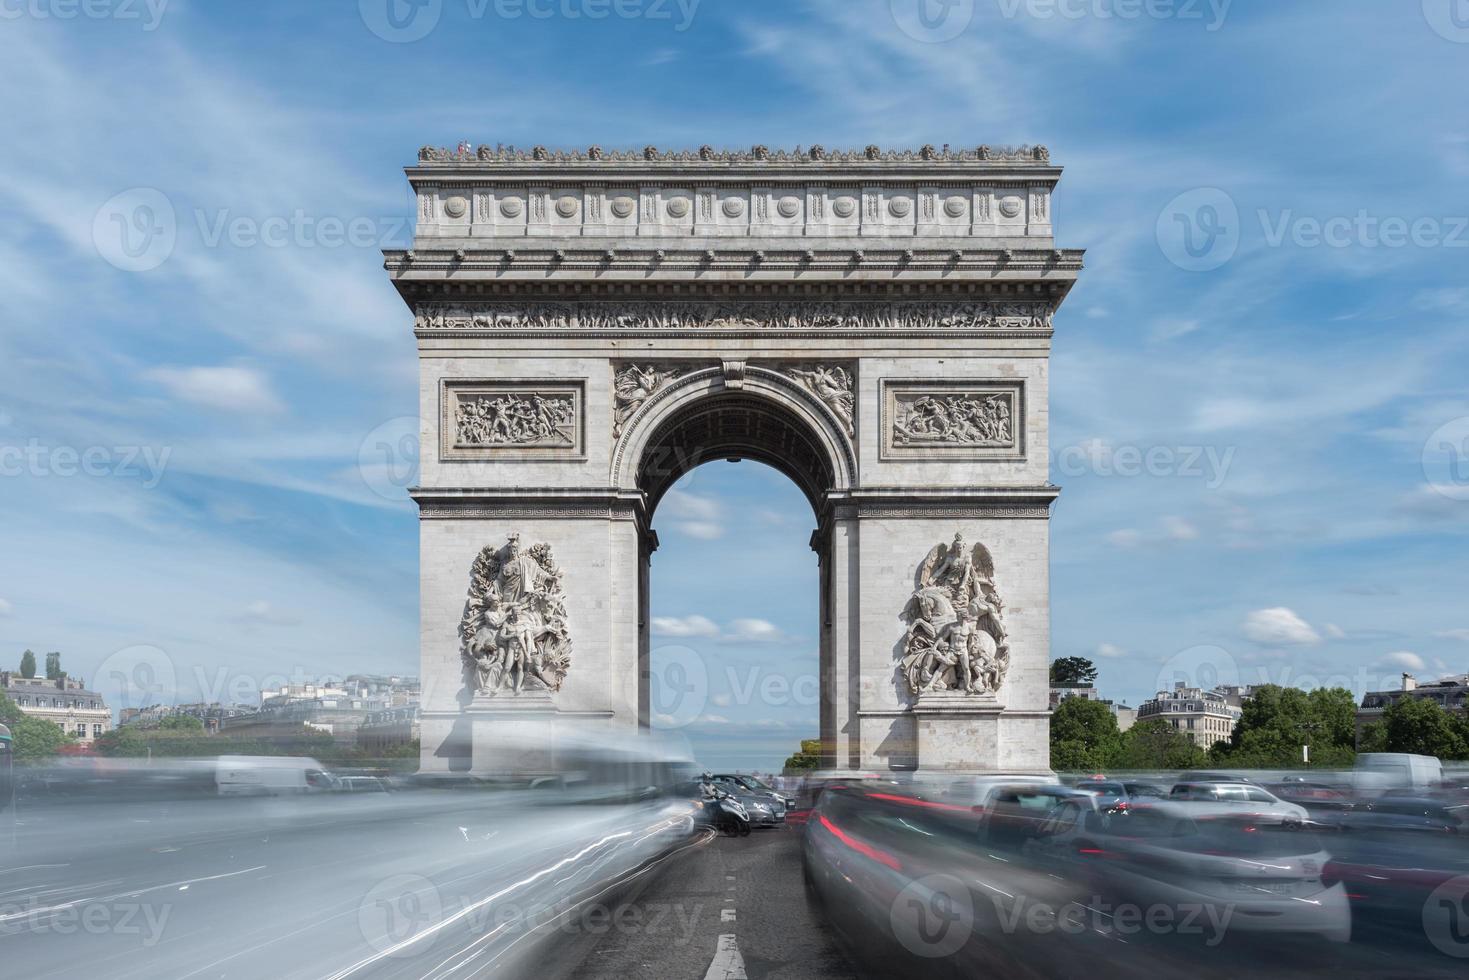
[1354,753,1442,792]
[215,756,337,796]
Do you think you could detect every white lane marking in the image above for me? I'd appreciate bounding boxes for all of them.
[0,866,266,924]
[703,933,747,980]
[721,908,736,922]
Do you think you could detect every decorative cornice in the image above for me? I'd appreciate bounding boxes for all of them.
[417,143,1052,165]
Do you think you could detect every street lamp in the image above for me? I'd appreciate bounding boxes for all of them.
[1301,720,1323,766]
[0,723,12,814]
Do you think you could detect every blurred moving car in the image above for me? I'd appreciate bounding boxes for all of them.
[1026,802,1351,943]
[978,783,1090,849]
[1073,776,1169,810]
[1263,781,1356,817]
[1339,794,1468,834]
[1168,781,1309,822]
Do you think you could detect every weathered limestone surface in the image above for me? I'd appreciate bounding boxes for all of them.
[386,144,1083,774]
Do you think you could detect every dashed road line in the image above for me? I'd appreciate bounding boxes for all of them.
[702,934,747,980]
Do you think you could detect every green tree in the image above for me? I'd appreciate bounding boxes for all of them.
[1049,697,1119,772]
[158,715,206,733]
[1113,719,1208,770]
[1375,697,1467,759]
[0,693,74,760]
[18,650,36,679]
[1049,657,1098,686]
[783,738,822,772]
[1211,685,1356,769]
[44,652,62,681]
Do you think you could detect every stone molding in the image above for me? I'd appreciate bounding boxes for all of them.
[418,143,1052,165]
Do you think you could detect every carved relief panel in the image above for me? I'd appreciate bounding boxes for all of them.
[440,380,585,461]
[880,379,1024,461]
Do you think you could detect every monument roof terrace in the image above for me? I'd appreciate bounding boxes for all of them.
[388,143,1080,297]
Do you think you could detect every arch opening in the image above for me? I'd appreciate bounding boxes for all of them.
[637,389,837,520]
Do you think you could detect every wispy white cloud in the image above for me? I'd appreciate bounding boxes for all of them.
[1381,651,1425,673]
[1242,608,1321,647]
[651,614,720,638]
[145,365,284,415]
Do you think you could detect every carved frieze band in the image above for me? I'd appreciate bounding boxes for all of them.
[440,380,585,461]
[880,379,1025,461]
[415,301,1054,336]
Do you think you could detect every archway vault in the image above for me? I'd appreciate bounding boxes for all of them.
[613,365,856,521]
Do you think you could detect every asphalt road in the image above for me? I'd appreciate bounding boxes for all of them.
[566,819,855,980]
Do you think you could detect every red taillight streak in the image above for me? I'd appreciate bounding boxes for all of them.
[867,792,972,813]
[818,814,903,871]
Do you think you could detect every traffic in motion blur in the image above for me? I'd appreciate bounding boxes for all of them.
[802,769,1469,977]
[4,749,1469,977]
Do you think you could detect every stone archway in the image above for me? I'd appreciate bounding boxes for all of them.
[391,143,1082,775]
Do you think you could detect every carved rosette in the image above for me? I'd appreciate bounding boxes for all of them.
[899,535,1011,699]
[459,535,571,698]
[782,364,855,437]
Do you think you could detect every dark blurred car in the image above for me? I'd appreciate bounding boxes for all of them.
[1177,770,1261,785]
[1339,795,1468,834]
[706,775,783,827]
[1025,802,1351,942]
[1263,781,1356,818]
[1073,777,1168,810]
[714,772,796,811]
[979,783,1089,849]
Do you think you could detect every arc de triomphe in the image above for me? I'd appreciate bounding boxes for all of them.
[385,143,1082,775]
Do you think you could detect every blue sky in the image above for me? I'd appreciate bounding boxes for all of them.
[1,1,1467,770]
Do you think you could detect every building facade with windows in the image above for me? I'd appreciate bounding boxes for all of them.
[1137,681,1240,748]
[0,673,112,743]
[1357,673,1469,737]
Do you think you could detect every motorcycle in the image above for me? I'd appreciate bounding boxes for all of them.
[709,787,751,837]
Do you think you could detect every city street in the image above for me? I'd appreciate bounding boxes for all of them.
[567,819,854,980]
